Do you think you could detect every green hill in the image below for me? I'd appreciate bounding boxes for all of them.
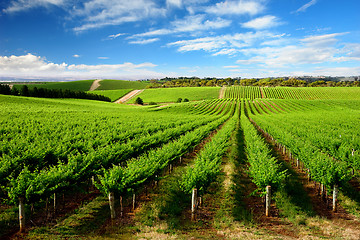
[13,80,94,92]
[128,87,220,103]
[90,89,133,102]
[96,80,149,90]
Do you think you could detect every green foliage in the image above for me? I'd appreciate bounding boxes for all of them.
[250,99,355,188]
[176,98,182,103]
[240,101,287,193]
[181,102,238,195]
[135,97,144,105]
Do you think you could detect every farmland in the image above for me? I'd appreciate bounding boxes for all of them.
[0,85,360,239]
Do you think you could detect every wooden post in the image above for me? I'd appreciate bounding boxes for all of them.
[169,163,172,174]
[53,193,56,216]
[296,158,299,168]
[132,193,136,210]
[321,184,325,200]
[191,188,198,221]
[266,186,271,217]
[198,196,202,208]
[19,197,25,232]
[45,197,49,220]
[179,156,182,164]
[108,192,116,219]
[120,195,124,217]
[333,185,338,212]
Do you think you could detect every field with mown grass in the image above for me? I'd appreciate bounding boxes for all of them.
[128,86,221,103]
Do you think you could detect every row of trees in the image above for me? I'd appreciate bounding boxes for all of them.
[0,84,111,102]
[146,77,360,88]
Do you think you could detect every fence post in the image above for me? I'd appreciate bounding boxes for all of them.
[266,186,271,217]
[191,188,198,221]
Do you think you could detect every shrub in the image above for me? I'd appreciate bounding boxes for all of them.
[135,97,144,105]
[183,98,189,102]
[176,98,182,103]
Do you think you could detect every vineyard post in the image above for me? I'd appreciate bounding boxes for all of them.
[333,185,338,212]
[296,158,299,168]
[108,192,116,219]
[266,186,271,217]
[19,197,25,232]
[120,196,123,217]
[132,192,136,210]
[179,156,182,164]
[191,188,198,221]
[320,184,325,200]
[53,193,56,216]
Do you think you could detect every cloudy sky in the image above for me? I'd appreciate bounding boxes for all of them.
[1,0,359,80]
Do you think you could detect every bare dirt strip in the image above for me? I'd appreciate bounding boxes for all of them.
[89,79,102,91]
[115,89,144,104]
[219,86,226,99]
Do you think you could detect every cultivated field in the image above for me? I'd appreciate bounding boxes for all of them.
[0,85,359,240]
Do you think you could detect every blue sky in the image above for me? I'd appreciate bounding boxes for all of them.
[0,0,359,80]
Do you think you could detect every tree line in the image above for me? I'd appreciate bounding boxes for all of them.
[0,84,111,102]
[146,77,360,88]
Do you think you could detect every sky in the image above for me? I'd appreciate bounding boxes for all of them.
[0,0,360,81]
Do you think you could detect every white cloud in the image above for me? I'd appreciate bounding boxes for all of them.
[128,38,160,44]
[73,54,80,58]
[242,15,282,30]
[166,0,182,8]
[168,31,278,53]
[131,15,231,39]
[108,33,125,40]
[0,53,164,80]
[205,0,264,15]
[3,0,66,13]
[236,33,360,67]
[212,48,237,56]
[98,57,109,59]
[295,0,317,13]
[72,0,166,32]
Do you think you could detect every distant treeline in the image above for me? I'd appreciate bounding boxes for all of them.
[0,84,111,102]
[147,77,360,88]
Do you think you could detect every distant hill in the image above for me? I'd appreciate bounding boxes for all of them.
[13,80,95,92]
[96,80,149,90]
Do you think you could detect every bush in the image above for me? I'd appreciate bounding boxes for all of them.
[148,102,157,105]
[135,97,144,105]
[176,98,182,103]
[183,98,189,102]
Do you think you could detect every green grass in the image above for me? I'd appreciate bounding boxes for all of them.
[89,89,133,102]
[13,80,95,92]
[128,87,220,103]
[96,80,148,90]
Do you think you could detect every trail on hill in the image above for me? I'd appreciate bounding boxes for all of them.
[115,89,144,103]
[89,79,102,91]
[219,86,226,99]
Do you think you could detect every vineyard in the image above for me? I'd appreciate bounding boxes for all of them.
[0,86,360,239]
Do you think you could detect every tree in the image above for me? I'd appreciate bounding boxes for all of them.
[20,85,30,96]
[183,98,189,102]
[134,97,144,105]
[176,98,182,103]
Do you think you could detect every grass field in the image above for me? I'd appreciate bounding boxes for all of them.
[13,80,95,92]
[96,80,149,90]
[128,87,221,103]
[89,89,133,102]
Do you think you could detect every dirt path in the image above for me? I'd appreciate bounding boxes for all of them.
[219,86,226,99]
[89,79,102,91]
[114,89,144,103]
